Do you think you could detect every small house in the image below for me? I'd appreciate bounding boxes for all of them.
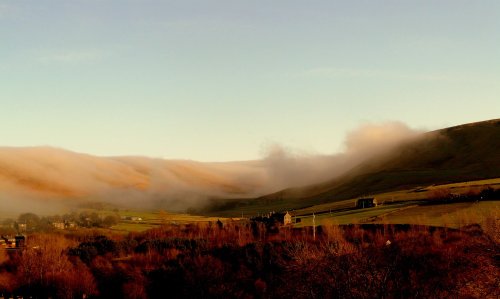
[65,221,77,229]
[52,222,65,230]
[356,198,378,209]
[283,211,292,226]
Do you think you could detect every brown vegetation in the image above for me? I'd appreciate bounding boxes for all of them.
[0,219,498,298]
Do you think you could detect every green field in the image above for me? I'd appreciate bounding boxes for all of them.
[202,177,500,218]
[374,178,500,203]
[287,178,500,227]
[109,222,160,232]
[108,210,231,232]
[308,177,500,210]
[293,201,499,229]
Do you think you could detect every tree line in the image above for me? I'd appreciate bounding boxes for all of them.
[0,211,120,234]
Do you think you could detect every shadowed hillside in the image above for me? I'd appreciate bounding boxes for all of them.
[205,119,500,214]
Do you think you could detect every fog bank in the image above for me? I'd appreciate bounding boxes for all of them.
[0,121,423,213]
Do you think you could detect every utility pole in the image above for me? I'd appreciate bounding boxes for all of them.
[312,213,316,241]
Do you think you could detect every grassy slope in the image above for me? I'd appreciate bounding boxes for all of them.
[205,119,500,216]
[294,201,500,229]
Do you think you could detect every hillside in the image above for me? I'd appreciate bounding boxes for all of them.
[205,119,500,215]
[0,147,271,213]
[0,122,424,215]
[1,119,498,216]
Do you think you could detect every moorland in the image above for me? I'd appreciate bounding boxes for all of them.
[0,119,499,298]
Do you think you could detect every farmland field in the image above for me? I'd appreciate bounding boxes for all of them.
[202,178,500,218]
[294,200,499,228]
[110,211,230,232]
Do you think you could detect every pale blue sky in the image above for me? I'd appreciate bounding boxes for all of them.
[1,0,499,161]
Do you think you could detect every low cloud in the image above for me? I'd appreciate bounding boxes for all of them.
[0,121,424,214]
[259,121,423,191]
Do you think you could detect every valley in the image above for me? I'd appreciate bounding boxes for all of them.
[0,119,498,298]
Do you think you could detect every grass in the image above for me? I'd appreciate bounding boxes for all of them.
[294,203,410,227]
[386,201,500,228]
[110,222,160,233]
[374,177,500,204]
[293,200,499,229]
[318,178,500,207]
[292,199,357,216]
[108,210,231,232]
[203,177,500,218]
[72,207,233,232]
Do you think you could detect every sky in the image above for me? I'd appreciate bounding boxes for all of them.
[1,0,499,161]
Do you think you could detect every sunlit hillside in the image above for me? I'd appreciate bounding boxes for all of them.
[0,147,268,212]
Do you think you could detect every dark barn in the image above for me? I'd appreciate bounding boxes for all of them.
[356,198,377,209]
